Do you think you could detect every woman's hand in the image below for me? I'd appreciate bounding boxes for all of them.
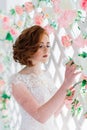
[63,60,81,88]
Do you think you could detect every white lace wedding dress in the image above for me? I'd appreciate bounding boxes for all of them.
[11,71,58,130]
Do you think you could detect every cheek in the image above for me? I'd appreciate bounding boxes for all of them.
[48,49,50,53]
[47,49,50,56]
[33,50,43,59]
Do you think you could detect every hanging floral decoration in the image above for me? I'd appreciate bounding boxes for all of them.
[0,0,87,127]
[80,0,87,12]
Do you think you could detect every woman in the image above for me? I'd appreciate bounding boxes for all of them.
[11,25,80,130]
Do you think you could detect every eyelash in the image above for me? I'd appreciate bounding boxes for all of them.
[39,45,50,48]
[47,45,50,48]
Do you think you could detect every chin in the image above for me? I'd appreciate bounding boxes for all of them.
[42,59,49,63]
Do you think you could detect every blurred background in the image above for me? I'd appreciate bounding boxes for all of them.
[0,0,87,130]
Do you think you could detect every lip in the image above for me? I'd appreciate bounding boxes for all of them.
[43,55,48,57]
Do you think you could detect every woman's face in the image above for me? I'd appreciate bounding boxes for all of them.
[31,33,50,65]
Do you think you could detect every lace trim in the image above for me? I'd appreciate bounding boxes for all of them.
[10,71,57,96]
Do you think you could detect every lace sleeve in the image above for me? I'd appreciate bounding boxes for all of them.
[11,74,25,84]
[9,74,29,93]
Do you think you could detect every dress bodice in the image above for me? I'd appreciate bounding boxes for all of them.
[10,71,58,130]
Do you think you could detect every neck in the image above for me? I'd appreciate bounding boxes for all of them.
[25,63,43,74]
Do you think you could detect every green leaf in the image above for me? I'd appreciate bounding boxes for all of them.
[65,57,74,65]
[2,101,6,109]
[78,52,87,58]
[81,80,87,87]
[77,10,82,15]
[10,9,16,15]
[71,106,75,116]
[3,55,11,63]
[83,33,87,39]
[5,32,13,42]
[66,89,72,96]
[77,107,82,115]
[82,88,86,93]
[78,26,80,30]
[22,4,25,7]
[68,57,72,61]
[1,92,11,99]
[75,18,80,22]
[2,115,8,118]
[72,98,79,105]
[39,0,51,3]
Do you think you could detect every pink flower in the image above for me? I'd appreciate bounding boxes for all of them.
[51,0,60,3]
[10,28,18,36]
[65,99,72,109]
[84,112,87,118]
[74,35,87,48]
[80,0,87,12]
[61,35,72,47]
[0,64,4,73]
[52,0,61,13]
[34,14,44,25]
[0,80,5,87]
[85,85,87,89]
[74,102,81,109]
[2,24,10,30]
[24,2,34,13]
[17,20,23,27]
[2,16,10,23]
[84,39,87,46]
[0,80,5,94]
[15,6,24,15]
[65,86,75,109]
[44,25,54,34]
[81,74,87,80]
[58,10,76,28]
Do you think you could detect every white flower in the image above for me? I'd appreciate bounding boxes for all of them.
[73,54,87,75]
[43,7,57,20]
[60,0,76,10]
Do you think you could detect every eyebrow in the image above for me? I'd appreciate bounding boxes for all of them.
[39,42,50,44]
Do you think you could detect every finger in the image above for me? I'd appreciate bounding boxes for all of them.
[66,60,74,68]
[66,65,76,74]
[66,60,73,66]
[71,65,77,72]
[71,64,77,68]
[73,71,81,76]
[70,61,74,66]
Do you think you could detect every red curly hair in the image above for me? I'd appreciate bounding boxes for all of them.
[13,25,48,66]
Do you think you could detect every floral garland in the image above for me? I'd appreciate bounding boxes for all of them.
[0,0,87,129]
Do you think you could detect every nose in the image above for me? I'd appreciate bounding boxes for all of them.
[43,46,49,52]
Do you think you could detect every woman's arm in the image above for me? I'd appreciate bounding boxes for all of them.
[54,100,64,118]
[54,61,80,118]
[12,61,80,123]
[12,81,68,123]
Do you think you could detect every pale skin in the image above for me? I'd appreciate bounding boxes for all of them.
[12,33,80,123]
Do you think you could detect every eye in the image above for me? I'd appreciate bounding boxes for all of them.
[39,45,43,48]
[47,45,50,48]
